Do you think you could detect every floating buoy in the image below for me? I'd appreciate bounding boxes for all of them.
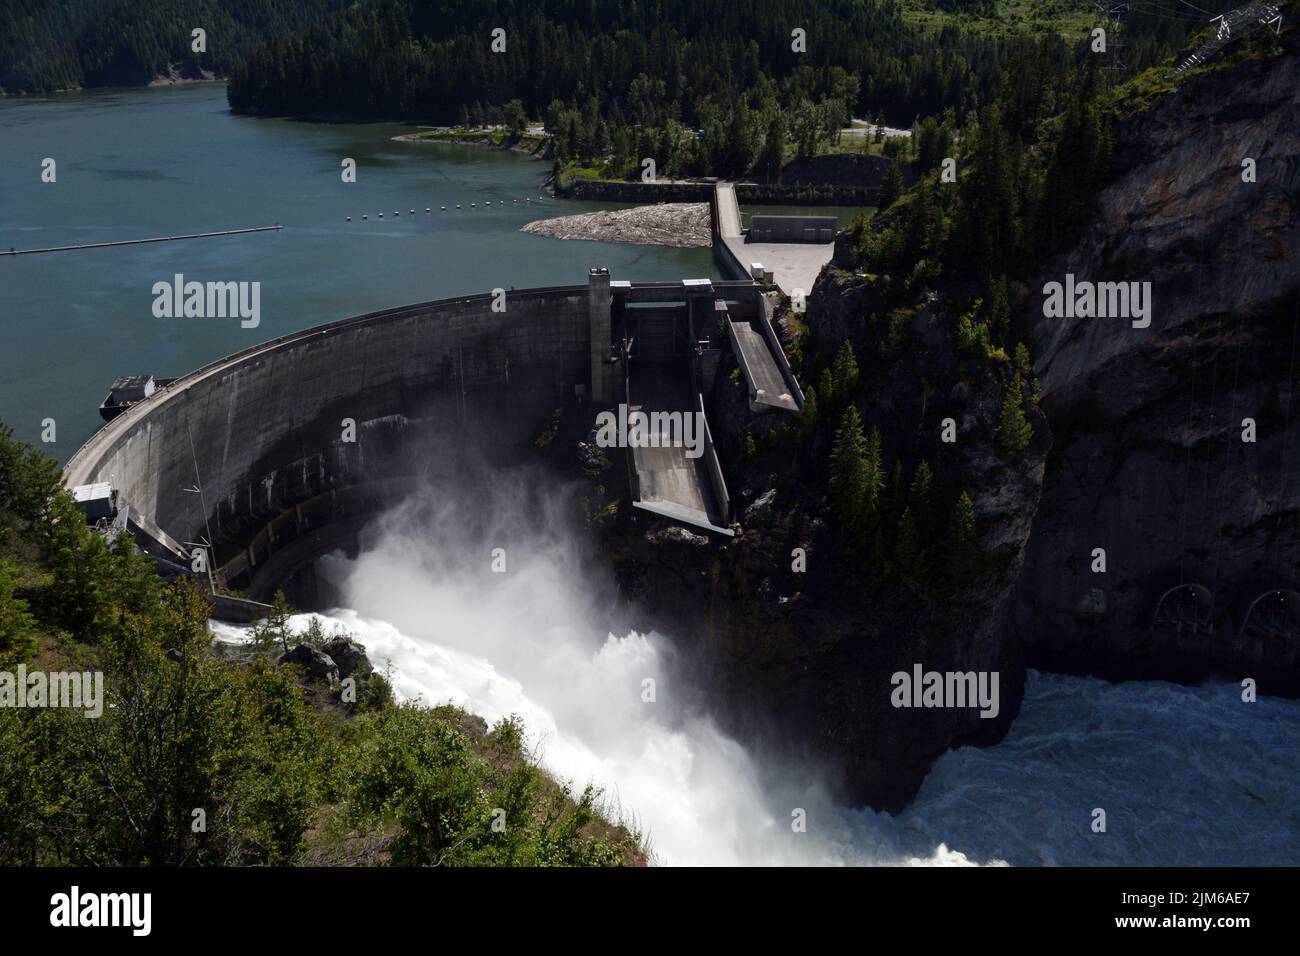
[441,206,446,210]
[471,203,476,208]
[394,211,400,216]
[378,213,383,218]
[410,209,415,214]
[346,216,352,222]
[425,207,431,213]
[456,204,461,209]
[363,215,368,220]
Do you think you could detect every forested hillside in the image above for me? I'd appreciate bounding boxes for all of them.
[224,0,1198,178]
[227,0,1022,127]
[0,0,347,92]
[0,424,644,866]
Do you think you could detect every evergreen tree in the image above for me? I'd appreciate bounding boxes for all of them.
[909,460,935,520]
[501,99,527,134]
[947,490,980,586]
[996,372,1033,459]
[818,367,836,414]
[877,161,904,210]
[832,340,860,400]
[758,113,786,183]
[984,273,1011,344]
[864,428,885,515]
[828,405,869,538]
[0,558,37,662]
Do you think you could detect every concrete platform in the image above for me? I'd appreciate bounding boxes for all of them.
[729,320,798,412]
[723,236,834,300]
[627,366,729,534]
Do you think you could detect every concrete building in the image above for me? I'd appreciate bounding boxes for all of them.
[748,215,837,243]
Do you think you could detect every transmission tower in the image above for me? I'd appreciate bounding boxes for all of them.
[1092,0,1132,74]
[1167,1,1283,78]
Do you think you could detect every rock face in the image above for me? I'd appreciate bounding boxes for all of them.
[1014,38,1300,691]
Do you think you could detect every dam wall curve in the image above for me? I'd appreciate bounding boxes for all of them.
[63,286,594,599]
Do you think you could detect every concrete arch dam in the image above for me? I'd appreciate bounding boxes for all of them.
[63,285,597,604]
[63,273,781,606]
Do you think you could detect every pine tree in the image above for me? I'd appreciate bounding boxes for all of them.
[878,161,904,210]
[996,372,1033,459]
[947,490,979,586]
[759,112,786,183]
[984,273,1011,344]
[818,367,836,413]
[909,460,935,539]
[864,428,885,514]
[828,405,869,537]
[832,340,860,399]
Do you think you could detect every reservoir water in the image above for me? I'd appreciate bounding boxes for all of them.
[0,83,714,454]
[9,84,1300,867]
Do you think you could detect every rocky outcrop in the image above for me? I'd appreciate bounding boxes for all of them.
[322,636,371,680]
[279,643,339,683]
[1013,36,1300,691]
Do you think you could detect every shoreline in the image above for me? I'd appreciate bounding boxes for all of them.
[392,129,550,161]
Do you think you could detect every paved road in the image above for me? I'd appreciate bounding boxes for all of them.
[715,182,742,239]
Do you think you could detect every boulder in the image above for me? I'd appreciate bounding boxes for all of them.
[279,643,339,683]
[322,637,371,680]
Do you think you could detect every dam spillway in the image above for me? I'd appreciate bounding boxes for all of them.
[62,272,792,604]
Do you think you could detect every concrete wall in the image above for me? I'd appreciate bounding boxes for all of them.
[749,216,837,243]
[65,288,592,594]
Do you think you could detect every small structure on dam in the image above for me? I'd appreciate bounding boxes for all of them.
[64,269,801,609]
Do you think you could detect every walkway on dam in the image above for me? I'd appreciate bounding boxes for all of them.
[627,364,731,536]
[714,182,836,301]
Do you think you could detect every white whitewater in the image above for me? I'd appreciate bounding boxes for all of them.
[215,478,1300,866]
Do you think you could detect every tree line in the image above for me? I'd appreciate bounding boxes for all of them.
[0,0,347,93]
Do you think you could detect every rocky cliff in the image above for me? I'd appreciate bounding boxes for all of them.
[1013,33,1300,691]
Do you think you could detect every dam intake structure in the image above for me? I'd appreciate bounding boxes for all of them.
[62,271,802,609]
